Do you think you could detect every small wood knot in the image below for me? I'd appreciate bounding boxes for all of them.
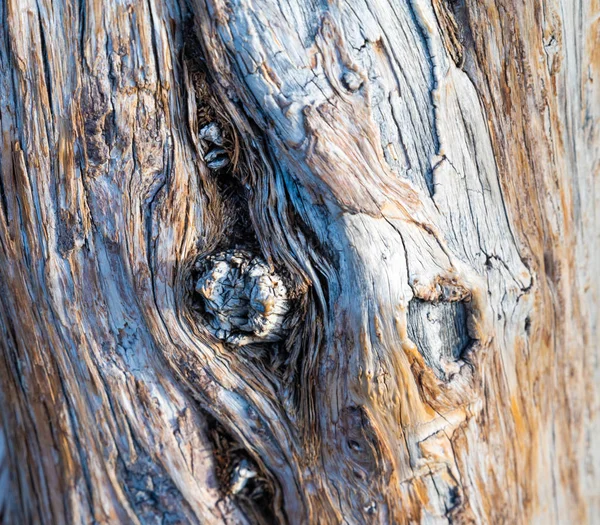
[342,70,363,92]
[194,250,291,345]
[229,458,257,495]
[200,122,231,170]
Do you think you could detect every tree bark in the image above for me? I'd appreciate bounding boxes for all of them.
[0,0,598,523]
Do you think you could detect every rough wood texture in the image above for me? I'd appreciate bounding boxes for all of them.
[0,0,597,523]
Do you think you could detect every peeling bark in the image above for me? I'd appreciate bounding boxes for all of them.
[0,0,598,523]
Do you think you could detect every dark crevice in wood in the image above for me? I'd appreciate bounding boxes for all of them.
[35,3,54,123]
[184,27,261,258]
[0,168,8,223]
[204,413,280,525]
[432,0,465,68]
[407,298,474,380]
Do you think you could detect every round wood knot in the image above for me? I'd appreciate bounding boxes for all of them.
[342,70,363,92]
[194,250,291,346]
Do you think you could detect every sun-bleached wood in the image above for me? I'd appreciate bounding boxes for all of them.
[0,0,598,523]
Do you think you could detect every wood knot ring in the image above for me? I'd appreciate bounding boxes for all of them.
[194,250,291,346]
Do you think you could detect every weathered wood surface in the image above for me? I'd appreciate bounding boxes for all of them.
[0,0,597,523]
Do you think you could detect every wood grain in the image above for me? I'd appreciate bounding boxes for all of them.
[0,0,597,523]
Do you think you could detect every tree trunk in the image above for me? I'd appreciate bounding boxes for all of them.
[0,0,598,523]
